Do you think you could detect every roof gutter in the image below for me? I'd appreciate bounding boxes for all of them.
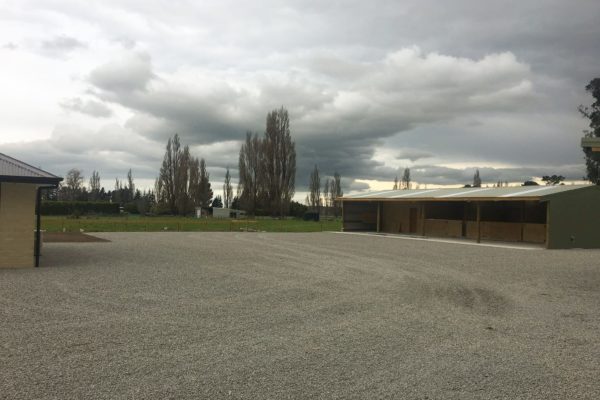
[0,175,63,185]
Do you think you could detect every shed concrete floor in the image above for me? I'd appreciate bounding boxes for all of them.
[1,232,600,399]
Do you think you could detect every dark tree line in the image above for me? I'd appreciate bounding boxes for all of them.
[45,167,156,214]
[392,168,412,190]
[580,78,600,184]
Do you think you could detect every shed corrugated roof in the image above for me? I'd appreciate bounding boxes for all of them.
[0,153,62,184]
[341,184,595,201]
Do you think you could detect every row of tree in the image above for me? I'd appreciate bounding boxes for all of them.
[44,107,342,218]
[154,134,213,215]
[237,108,297,216]
[307,165,343,216]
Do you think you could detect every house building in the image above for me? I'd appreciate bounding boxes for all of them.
[195,207,246,218]
[341,185,600,249]
[212,207,246,219]
[581,137,600,152]
[0,153,62,267]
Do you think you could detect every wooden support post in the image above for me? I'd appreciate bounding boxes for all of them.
[376,202,381,233]
[341,201,345,232]
[545,203,550,248]
[35,187,42,267]
[520,201,525,242]
[476,202,481,243]
[420,203,426,236]
[462,202,467,238]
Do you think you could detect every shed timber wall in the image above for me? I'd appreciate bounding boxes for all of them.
[0,183,37,268]
[381,202,416,234]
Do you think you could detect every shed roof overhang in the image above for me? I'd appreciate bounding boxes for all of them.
[339,196,546,202]
[338,184,594,203]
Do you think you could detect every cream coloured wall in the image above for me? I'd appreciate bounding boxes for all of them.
[0,183,37,268]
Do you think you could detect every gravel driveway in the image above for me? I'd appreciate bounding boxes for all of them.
[1,232,599,399]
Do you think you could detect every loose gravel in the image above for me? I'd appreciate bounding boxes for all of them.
[1,232,600,399]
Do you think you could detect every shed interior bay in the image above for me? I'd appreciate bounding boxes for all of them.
[343,200,547,244]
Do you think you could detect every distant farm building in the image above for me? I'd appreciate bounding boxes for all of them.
[195,207,246,219]
[0,153,62,267]
[341,185,600,249]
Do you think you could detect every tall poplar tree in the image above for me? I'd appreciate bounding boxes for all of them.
[223,166,233,208]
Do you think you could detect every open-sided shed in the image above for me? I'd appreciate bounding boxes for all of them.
[0,153,62,268]
[341,185,600,249]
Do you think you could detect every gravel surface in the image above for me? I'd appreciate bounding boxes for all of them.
[1,232,600,399]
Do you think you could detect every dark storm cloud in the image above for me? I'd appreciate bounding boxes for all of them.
[84,47,536,188]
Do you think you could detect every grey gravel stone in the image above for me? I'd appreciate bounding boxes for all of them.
[1,232,599,399]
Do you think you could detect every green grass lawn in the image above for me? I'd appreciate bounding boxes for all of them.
[41,215,342,233]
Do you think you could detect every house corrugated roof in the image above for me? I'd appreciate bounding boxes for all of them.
[582,137,600,147]
[341,184,595,201]
[0,153,62,184]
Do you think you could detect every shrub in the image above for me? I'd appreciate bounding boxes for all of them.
[41,201,120,216]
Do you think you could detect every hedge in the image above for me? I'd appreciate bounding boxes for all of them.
[41,201,120,216]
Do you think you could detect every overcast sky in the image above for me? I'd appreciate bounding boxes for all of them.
[1,0,599,193]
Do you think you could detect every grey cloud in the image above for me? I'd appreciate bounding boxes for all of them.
[1,124,163,181]
[89,52,154,93]
[40,35,86,57]
[410,164,586,186]
[2,42,17,50]
[60,97,113,118]
[347,180,370,192]
[396,148,434,162]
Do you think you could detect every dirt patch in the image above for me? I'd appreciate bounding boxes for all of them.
[43,232,110,243]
